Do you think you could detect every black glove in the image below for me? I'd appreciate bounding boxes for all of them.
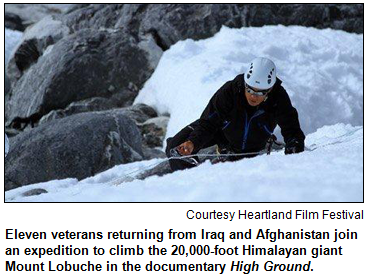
[285,139,304,155]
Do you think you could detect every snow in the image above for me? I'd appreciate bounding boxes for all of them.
[4,25,363,202]
[135,25,363,141]
[5,4,73,25]
[5,28,22,64]
[5,123,363,202]
[5,28,23,96]
[5,134,9,157]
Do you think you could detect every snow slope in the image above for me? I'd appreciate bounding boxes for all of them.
[5,123,363,202]
[5,28,23,93]
[4,25,363,202]
[5,28,22,64]
[135,25,363,141]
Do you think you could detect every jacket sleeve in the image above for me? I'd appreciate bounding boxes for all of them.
[187,80,235,150]
[275,87,305,144]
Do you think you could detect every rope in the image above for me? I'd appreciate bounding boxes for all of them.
[174,151,263,160]
[110,140,340,186]
[109,150,265,186]
[110,160,167,183]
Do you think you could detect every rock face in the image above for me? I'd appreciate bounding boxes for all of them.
[6,28,156,128]
[61,4,245,50]
[5,12,25,31]
[64,4,363,49]
[7,4,363,37]
[245,4,363,34]
[5,111,144,191]
[117,4,246,50]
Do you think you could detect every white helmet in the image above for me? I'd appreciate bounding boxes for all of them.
[244,57,276,90]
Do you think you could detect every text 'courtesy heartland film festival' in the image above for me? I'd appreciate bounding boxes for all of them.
[186,209,364,221]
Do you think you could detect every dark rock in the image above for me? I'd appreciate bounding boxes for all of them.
[139,116,169,148]
[116,4,244,50]
[143,116,169,130]
[6,15,71,86]
[115,4,362,51]
[6,28,157,129]
[39,103,158,127]
[118,104,158,124]
[141,123,164,147]
[60,4,244,49]
[333,4,363,34]
[143,148,166,160]
[5,75,11,95]
[57,4,363,56]
[38,93,136,124]
[39,97,114,124]
[22,188,48,197]
[65,4,91,14]
[5,12,25,31]
[63,4,124,31]
[5,111,143,191]
[38,101,168,161]
[247,4,363,34]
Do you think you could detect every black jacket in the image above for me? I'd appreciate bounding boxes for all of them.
[187,74,305,153]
